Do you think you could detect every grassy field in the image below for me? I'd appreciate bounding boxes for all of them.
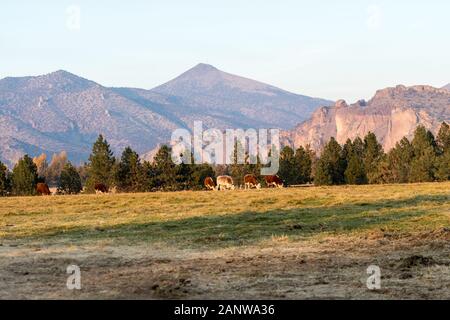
[0,183,449,299]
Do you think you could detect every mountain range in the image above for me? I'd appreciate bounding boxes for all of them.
[0,64,449,167]
[0,64,330,167]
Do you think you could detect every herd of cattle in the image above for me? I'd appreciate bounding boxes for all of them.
[35,175,284,196]
[204,174,284,191]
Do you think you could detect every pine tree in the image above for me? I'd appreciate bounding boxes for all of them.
[308,145,319,183]
[314,157,333,186]
[363,132,384,184]
[86,135,115,191]
[352,137,365,157]
[176,161,193,191]
[374,158,391,185]
[435,122,450,181]
[383,137,414,183]
[328,137,346,185]
[436,122,450,154]
[115,147,143,192]
[279,146,296,186]
[58,162,82,194]
[314,137,345,185]
[342,137,367,185]
[435,151,450,181]
[12,155,38,196]
[345,154,367,185]
[294,146,313,184]
[0,161,11,196]
[140,161,155,192]
[342,139,354,168]
[152,145,178,191]
[410,126,438,182]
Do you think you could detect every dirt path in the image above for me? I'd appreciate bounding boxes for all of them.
[1,229,449,300]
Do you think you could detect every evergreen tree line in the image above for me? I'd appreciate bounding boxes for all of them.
[0,123,448,196]
[313,122,450,185]
[0,135,216,196]
[0,154,83,196]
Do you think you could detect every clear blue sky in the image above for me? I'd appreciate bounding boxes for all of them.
[1,0,450,102]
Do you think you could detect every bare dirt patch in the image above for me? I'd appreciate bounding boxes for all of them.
[1,231,448,300]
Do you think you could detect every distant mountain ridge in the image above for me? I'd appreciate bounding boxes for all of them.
[133,63,330,130]
[282,85,450,153]
[0,64,331,167]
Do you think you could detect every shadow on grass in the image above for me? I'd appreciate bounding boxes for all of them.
[23,194,449,248]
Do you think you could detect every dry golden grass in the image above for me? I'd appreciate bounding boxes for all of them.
[1,182,448,248]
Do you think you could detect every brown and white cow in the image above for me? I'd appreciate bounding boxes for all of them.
[204,177,217,191]
[94,183,109,194]
[244,174,261,190]
[36,183,51,196]
[264,175,284,188]
[216,176,235,191]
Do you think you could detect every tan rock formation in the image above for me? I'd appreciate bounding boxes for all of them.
[282,85,450,153]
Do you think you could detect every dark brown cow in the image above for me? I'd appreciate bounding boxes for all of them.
[264,175,284,188]
[244,174,261,190]
[36,183,51,196]
[94,183,109,194]
[204,177,216,191]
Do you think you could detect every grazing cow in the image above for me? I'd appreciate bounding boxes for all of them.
[264,175,284,188]
[36,183,51,196]
[244,174,261,190]
[94,183,109,194]
[204,177,216,191]
[216,176,235,191]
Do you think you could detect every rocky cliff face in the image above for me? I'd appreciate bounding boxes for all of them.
[282,85,450,153]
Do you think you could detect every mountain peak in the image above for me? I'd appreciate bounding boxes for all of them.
[37,70,98,91]
[179,63,221,79]
[50,69,72,75]
[48,69,78,77]
[191,63,218,72]
[44,69,87,81]
[153,63,272,94]
[443,83,450,91]
[152,63,229,93]
[0,70,80,84]
[0,70,90,92]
